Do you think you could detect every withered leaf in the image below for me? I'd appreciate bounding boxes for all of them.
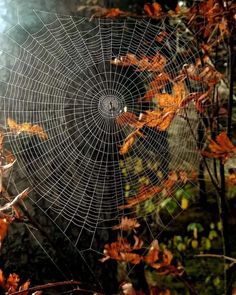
[111,52,166,72]
[144,3,162,18]
[119,185,162,209]
[202,132,236,164]
[119,130,143,155]
[100,236,143,264]
[7,118,48,140]
[116,112,138,126]
[0,218,9,244]
[112,217,140,231]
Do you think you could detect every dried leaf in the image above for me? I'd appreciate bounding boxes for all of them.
[112,217,140,231]
[155,31,168,43]
[185,63,222,86]
[144,240,160,265]
[19,280,30,295]
[120,253,142,264]
[6,273,20,293]
[202,132,236,163]
[100,236,143,264]
[0,270,4,286]
[119,130,143,155]
[7,118,48,140]
[133,235,144,250]
[116,112,138,126]
[111,52,166,72]
[144,3,162,18]
[102,8,124,17]
[0,218,9,244]
[119,185,162,209]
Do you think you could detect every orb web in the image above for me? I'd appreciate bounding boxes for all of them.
[0,11,206,250]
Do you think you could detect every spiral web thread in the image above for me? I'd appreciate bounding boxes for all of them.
[0,10,206,257]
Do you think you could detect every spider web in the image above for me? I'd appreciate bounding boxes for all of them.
[0,11,207,257]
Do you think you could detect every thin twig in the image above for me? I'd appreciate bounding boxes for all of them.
[9,281,91,295]
[195,254,236,264]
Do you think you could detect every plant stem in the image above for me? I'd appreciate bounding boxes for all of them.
[195,254,236,264]
[10,281,102,295]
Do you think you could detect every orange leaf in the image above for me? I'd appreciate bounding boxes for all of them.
[119,185,162,209]
[111,53,138,67]
[6,273,20,293]
[120,252,142,264]
[0,269,4,288]
[19,280,30,295]
[144,240,160,265]
[116,112,138,126]
[202,132,236,163]
[100,236,143,264]
[156,81,186,113]
[0,218,9,245]
[185,63,222,86]
[7,118,48,140]
[133,235,144,250]
[103,8,123,17]
[111,52,166,72]
[112,217,140,231]
[149,73,170,91]
[119,130,143,155]
[155,31,168,43]
[144,3,162,17]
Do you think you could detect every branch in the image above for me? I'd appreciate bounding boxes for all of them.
[9,281,99,295]
[195,254,236,264]
[0,188,29,212]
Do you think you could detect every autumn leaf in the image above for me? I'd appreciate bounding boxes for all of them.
[7,118,48,140]
[6,273,20,293]
[156,81,186,112]
[119,185,162,209]
[142,73,170,102]
[185,63,222,86]
[120,253,142,264]
[202,132,236,164]
[0,270,4,289]
[119,130,143,155]
[100,236,143,264]
[179,170,188,183]
[144,240,160,265]
[95,7,136,18]
[155,31,168,43]
[111,52,166,72]
[19,279,30,295]
[181,91,211,113]
[144,3,162,18]
[102,8,124,17]
[227,173,236,186]
[0,269,31,294]
[111,53,138,67]
[162,171,178,196]
[138,110,175,131]
[116,112,138,126]
[112,217,140,231]
[149,73,170,91]
[0,218,9,246]
[139,81,187,130]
